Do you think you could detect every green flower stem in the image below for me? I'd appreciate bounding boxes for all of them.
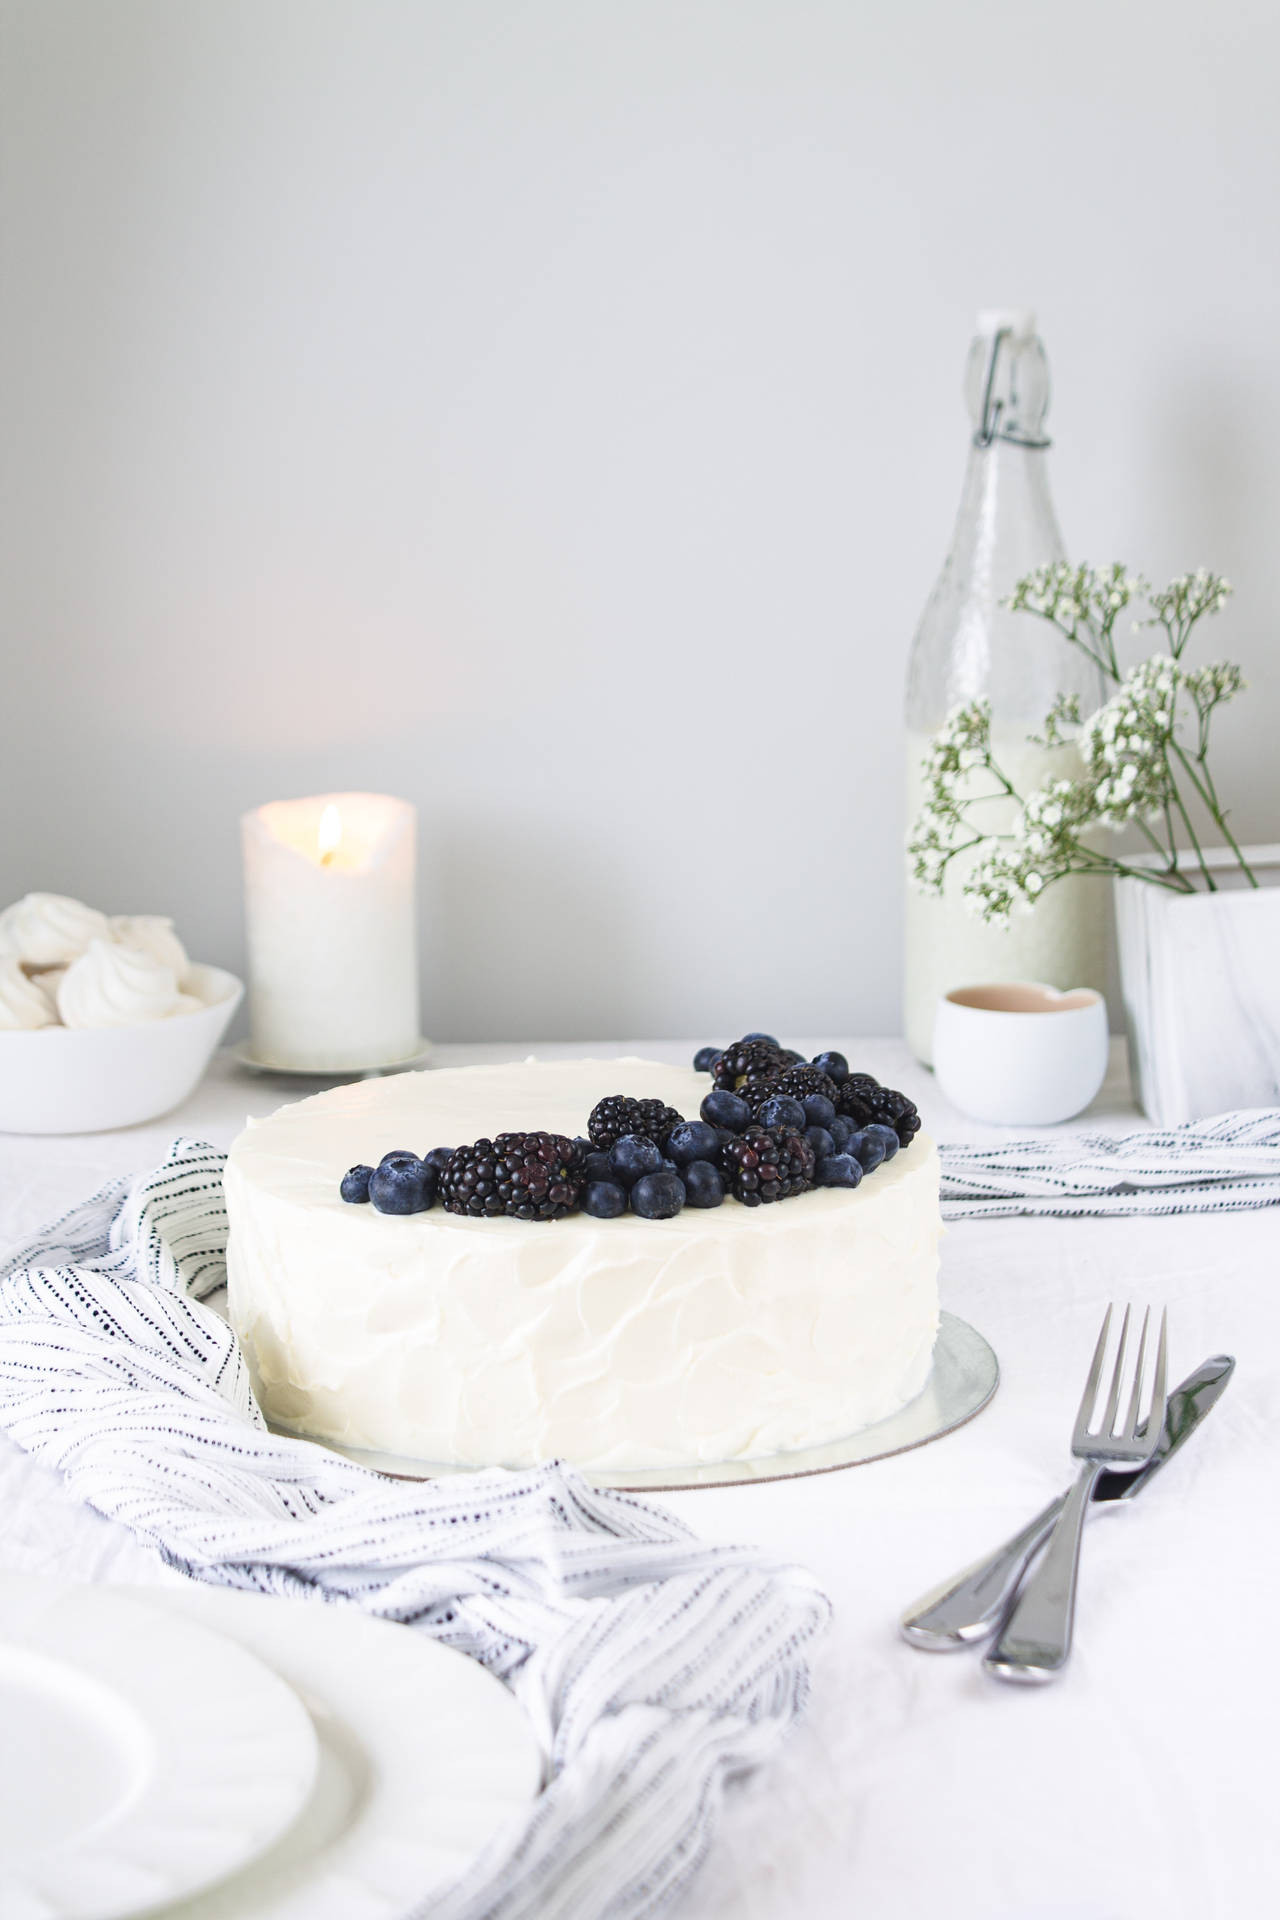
[1061,840,1196,892]
[1171,741,1259,886]
[1164,750,1218,890]
[1134,816,1180,873]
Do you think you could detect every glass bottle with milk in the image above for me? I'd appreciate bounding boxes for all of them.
[903,311,1107,1064]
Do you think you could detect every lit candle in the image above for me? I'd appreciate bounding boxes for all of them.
[241,792,420,1071]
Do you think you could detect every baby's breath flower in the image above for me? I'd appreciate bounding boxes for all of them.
[910,558,1254,920]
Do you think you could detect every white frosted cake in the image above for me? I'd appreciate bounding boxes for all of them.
[225,1057,942,1471]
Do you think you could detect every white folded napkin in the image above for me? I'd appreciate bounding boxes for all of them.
[939,1107,1280,1219]
[0,1139,829,1920]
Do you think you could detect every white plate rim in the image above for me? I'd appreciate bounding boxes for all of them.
[0,1576,320,1920]
[120,1585,543,1920]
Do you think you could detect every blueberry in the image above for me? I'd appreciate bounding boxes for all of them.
[804,1126,835,1163]
[863,1122,900,1163]
[369,1157,436,1213]
[811,1050,849,1086]
[584,1150,614,1183]
[828,1114,857,1149]
[701,1088,751,1132]
[682,1159,725,1207]
[693,1045,719,1073]
[846,1129,887,1174]
[423,1146,453,1175]
[819,1153,863,1190]
[572,1135,594,1156]
[380,1148,420,1167]
[340,1164,374,1203]
[666,1119,721,1166]
[631,1170,686,1219]
[802,1092,836,1129]
[758,1094,807,1133]
[743,1031,780,1047]
[582,1179,629,1219]
[610,1133,664,1186]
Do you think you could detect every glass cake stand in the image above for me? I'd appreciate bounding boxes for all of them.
[299,1312,998,1494]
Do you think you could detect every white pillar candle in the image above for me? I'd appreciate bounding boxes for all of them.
[242,792,420,1071]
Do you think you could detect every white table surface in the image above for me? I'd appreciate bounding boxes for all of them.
[2,1040,1276,1920]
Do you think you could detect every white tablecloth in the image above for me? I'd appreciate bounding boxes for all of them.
[2,1041,1276,1919]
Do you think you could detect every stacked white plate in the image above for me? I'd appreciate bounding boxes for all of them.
[0,1574,541,1918]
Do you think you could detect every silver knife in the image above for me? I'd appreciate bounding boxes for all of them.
[899,1354,1234,1651]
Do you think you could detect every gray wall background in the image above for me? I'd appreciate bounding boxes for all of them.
[3,0,1278,1041]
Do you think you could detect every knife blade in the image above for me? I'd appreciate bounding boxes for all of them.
[1093,1354,1234,1501]
[899,1353,1235,1650]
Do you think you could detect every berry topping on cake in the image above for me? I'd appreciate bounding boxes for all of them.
[754,1093,808,1134]
[682,1160,726,1207]
[582,1179,629,1219]
[811,1049,850,1086]
[609,1133,665,1186]
[818,1152,863,1189]
[837,1081,920,1146]
[630,1169,686,1219]
[369,1156,438,1214]
[717,1124,816,1207]
[709,1038,788,1091]
[340,1164,374,1204]
[700,1087,752,1133]
[588,1094,684,1151]
[664,1119,721,1165]
[863,1122,900,1162]
[441,1131,583,1222]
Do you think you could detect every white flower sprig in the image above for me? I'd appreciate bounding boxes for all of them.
[908,566,1257,923]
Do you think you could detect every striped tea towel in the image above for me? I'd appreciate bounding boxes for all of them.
[939,1107,1280,1220]
[0,1139,829,1920]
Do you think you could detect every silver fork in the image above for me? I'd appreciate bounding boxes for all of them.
[983,1303,1168,1685]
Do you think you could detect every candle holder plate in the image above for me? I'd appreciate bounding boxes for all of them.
[230,1038,434,1080]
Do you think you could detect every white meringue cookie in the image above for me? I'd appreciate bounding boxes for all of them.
[57,939,185,1029]
[34,966,68,1014]
[0,956,58,1029]
[109,914,190,983]
[0,893,110,967]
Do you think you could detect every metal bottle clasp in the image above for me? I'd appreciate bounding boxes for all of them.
[973,327,1051,451]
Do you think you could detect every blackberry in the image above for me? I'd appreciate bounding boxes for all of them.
[710,1038,787,1091]
[588,1094,684,1151]
[836,1082,920,1146]
[441,1131,583,1222]
[718,1124,816,1207]
[745,1065,838,1112]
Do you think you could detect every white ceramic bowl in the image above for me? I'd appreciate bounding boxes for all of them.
[933,981,1110,1126]
[0,963,243,1134]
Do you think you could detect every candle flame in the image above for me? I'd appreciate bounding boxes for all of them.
[318,804,342,865]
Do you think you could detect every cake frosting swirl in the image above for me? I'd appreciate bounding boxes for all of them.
[226,1057,942,1471]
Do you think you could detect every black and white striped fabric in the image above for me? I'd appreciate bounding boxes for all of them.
[939,1107,1280,1220]
[0,1139,829,1920]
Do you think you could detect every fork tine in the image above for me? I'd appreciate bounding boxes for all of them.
[1121,1307,1151,1440]
[1145,1307,1169,1438]
[1099,1304,1131,1437]
[1073,1304,1113,1443]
